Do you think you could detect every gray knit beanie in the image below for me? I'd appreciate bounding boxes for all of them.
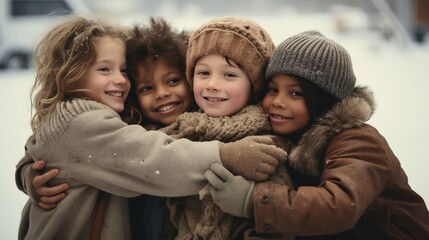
[266,30,356,99]
[187,16,275,96]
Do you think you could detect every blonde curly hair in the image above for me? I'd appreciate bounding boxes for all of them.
[30,16,138,131]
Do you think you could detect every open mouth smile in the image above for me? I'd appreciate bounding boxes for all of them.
[204,97,226,102]
[156,102,180,113]
[269,113,293,121]
[106,91,124,97]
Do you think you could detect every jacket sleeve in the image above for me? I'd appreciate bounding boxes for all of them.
[27,109,223,198]
[253,126,395,235]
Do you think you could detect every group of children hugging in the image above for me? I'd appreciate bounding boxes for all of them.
[15,13,429,240]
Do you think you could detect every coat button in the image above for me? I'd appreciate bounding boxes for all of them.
[262,196,270,204]
[264,224,272,231]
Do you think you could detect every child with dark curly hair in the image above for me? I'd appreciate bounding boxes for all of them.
[125,17,195,239]
[126,17,196,131]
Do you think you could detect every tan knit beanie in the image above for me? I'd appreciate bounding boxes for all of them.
[266,30,356,99]
[186,16,275,96]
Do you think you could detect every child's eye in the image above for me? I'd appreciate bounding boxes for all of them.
[291,91,303,97]
[195,71,209,77]
[98,67,110,72]
[266,86,278,94]
[138,86,153,94]
[224,72,238,78]
[120,68,128,77]
[167,78,182,86]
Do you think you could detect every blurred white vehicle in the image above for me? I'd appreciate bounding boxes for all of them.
[0,0,90,69]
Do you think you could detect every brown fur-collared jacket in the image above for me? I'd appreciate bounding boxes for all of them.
[253,86,429,239]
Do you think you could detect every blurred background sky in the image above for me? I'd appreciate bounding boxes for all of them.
[1,0,428,239]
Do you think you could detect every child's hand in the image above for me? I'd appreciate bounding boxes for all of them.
[205,163,254,218]
[219,135,288,181]
[29,160,69,210]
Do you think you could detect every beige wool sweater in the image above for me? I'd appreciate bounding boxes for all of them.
[19,99,223,240]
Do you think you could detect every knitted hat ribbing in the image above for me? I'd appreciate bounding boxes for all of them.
[187,17,275,95]
[266,30,356,99]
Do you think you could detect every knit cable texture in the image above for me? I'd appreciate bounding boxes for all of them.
[162,105,294,240]
[35,99,113,143]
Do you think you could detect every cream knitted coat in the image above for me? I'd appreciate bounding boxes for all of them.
[161,105,294,240]
[19,99,223,240]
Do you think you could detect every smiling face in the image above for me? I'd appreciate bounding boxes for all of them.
[262,74,310,135]
[192,54,251,117]
[134,57,192,126]
[75,36,130,113]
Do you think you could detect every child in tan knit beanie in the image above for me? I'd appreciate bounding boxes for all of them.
[162,16,294,240]
[186,16,274,106]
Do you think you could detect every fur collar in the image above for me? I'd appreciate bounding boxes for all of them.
[288,86,376,178]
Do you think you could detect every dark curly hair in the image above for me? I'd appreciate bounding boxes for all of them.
[125,17,190,129]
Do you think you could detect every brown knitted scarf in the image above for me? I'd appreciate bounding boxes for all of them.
[161,105,294,240]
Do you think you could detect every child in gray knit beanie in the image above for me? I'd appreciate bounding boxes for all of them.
[205,30,429,239]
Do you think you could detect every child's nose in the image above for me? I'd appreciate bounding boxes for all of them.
[205,77,220,91]
[272,96,287,108]
[113,71,127,85]
[155,86,171,99]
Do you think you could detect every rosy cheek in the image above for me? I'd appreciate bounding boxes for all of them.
[262,98,270,111]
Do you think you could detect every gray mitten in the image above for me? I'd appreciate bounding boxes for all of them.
[219,135,289,181]
[205,163,255,218]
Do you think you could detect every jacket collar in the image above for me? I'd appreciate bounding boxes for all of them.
[288,86,376,178]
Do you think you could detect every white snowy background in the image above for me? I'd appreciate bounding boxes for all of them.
[1,2,428,239]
